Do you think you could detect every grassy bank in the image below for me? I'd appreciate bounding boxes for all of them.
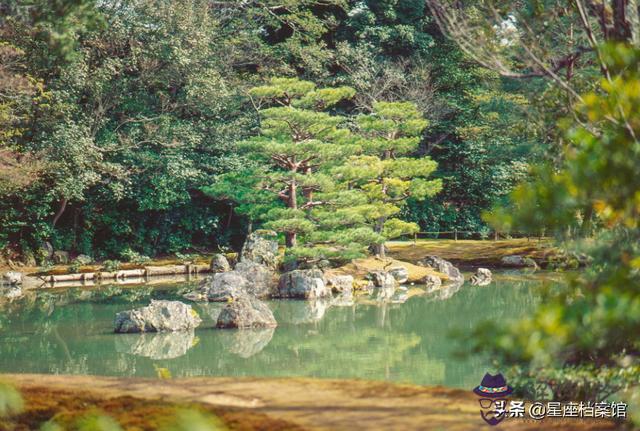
[1,374,617,431]
[387,238,555,268]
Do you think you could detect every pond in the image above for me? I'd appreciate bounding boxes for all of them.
[0,272,561,390]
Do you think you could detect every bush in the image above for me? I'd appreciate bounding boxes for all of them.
[119,248,151,265]
[102,260,120,272]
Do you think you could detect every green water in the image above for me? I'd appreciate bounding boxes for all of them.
[0,272,558,389]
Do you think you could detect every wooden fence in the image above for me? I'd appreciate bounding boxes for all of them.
[397,230,546,243]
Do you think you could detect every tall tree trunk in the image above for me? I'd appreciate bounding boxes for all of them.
[612,0,632,41]
[286,232,297,248]
[52,198,68,228]
[374,217,386,258]
[286,179,297,248]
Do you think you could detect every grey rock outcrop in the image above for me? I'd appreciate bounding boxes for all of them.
[278,269,330,299]
[204,272,248,302]
[241,230,279,269]
[235,261,276,298]
[216,295,277,329]
[388,267,409,284]
[421,274,442,291]
[324,274,354,293]
[2,271,23,285]
[417,256,464,283]
[210,254,231,272]
[500,255,539,269]
[53,250,69,264]
[369,271,397,289]
[114,300,202,333]
[470,268,492,286]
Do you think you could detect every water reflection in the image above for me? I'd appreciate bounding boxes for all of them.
[218,328,275,358]
[275,299,332,324]
[0,273,549,388]
[115,331,198,360]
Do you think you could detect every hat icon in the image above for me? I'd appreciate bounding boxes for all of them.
[473,373,513,398]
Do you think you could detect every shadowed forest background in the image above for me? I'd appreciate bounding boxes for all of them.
[1,0,538,260]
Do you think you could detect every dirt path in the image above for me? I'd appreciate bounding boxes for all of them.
[5,374,618,430]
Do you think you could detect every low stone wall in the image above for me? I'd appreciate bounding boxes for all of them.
[36,264,210,287]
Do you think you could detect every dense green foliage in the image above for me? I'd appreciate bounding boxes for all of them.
[208,79,441,261]
[428,1,640,413]
[474,44,640,404]
[0,0,543,260]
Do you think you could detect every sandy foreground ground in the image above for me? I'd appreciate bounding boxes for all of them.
[4,374,619,430]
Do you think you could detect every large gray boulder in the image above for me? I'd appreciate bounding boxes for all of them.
[115,331,197,360]
[421,274,442,292]
[241,230,279,269]
[278,269,330,299]
[216,295,277,329]
[235,261,276,298]
[470,268,492,286]
[417,256,464,283]
[53,250,69,264]
[114,300,202,333]
[210,254,231,272]
[388,267,409,284]
[2,271,23,285]
[324,274,354,294]
[205,272,248,302]
[369,271,397,289]
[500,255,539,269]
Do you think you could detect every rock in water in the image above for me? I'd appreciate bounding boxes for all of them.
[2,271,23,285]
[470,268,492,286]
[235,261,276,298]
[278,269,330,299]
[114,300,202,333]
[240,230,279,269]
[216,295,277,329]
[205,272,248,302]
[417,256,464,283]
[388,267,409,284]
[500,255,539,269]
[210,254,231,272]
[421,274,442,291]
[324,274,354,293]
[368,271,397,289]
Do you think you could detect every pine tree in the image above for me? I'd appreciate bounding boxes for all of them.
[332,101,442,257]
[239,77,359,248]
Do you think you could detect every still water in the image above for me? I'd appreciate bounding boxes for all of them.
[0,272,559,389]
